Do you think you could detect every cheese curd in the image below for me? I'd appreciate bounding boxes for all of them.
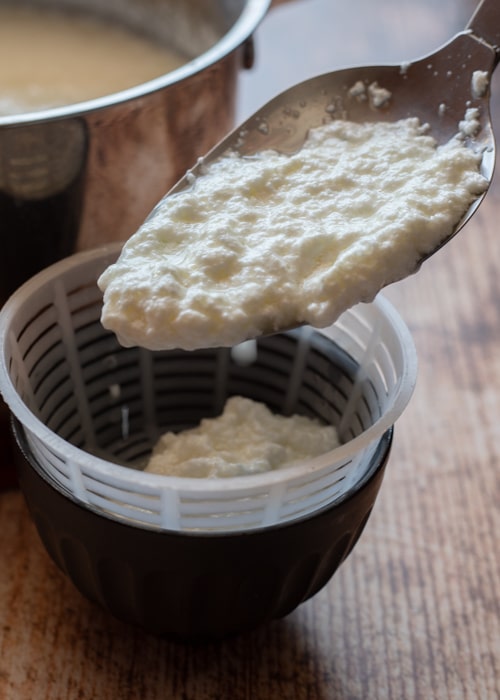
[145,396,340,478]
[98,115,488,351]
[471,70,489,100]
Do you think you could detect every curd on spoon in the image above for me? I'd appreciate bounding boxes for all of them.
[98,110,487,351]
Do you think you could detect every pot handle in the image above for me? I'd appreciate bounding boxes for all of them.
[242,0,298,69]
[242,37,256,69]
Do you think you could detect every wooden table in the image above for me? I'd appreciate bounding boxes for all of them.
[1,0,499,697]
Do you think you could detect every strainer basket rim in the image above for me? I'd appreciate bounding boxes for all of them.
[0,244,417,496]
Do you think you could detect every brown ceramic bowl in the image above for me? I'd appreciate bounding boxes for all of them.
[13,418,392,640]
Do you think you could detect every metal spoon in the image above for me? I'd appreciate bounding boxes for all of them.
[165,0,498,270]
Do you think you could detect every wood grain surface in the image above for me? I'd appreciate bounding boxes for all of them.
[0,0,499,698]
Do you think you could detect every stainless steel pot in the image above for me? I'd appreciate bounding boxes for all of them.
[0,0,271,303]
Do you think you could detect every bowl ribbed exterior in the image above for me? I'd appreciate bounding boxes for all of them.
[14,420,392,640]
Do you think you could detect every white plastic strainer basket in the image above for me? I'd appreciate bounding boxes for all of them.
[0,244,417,532]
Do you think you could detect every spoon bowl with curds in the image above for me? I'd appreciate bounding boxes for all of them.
[99,0,499,352]
[167,0,498,266]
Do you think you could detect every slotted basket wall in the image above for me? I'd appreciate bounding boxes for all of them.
[0,244,417,532]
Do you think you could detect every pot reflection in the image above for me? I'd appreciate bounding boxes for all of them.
[0,0,271,302]
[0,0,270,485]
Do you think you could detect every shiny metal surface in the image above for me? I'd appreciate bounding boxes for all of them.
[0,0,270,302]
[169,0,498,272]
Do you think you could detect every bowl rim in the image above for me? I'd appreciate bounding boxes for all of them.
[0,244,417,496]
[0,0,271,127]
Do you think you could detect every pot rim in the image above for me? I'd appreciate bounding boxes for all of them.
[0,0,271,127]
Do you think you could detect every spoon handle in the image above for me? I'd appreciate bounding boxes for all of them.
[467,0,500,67]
